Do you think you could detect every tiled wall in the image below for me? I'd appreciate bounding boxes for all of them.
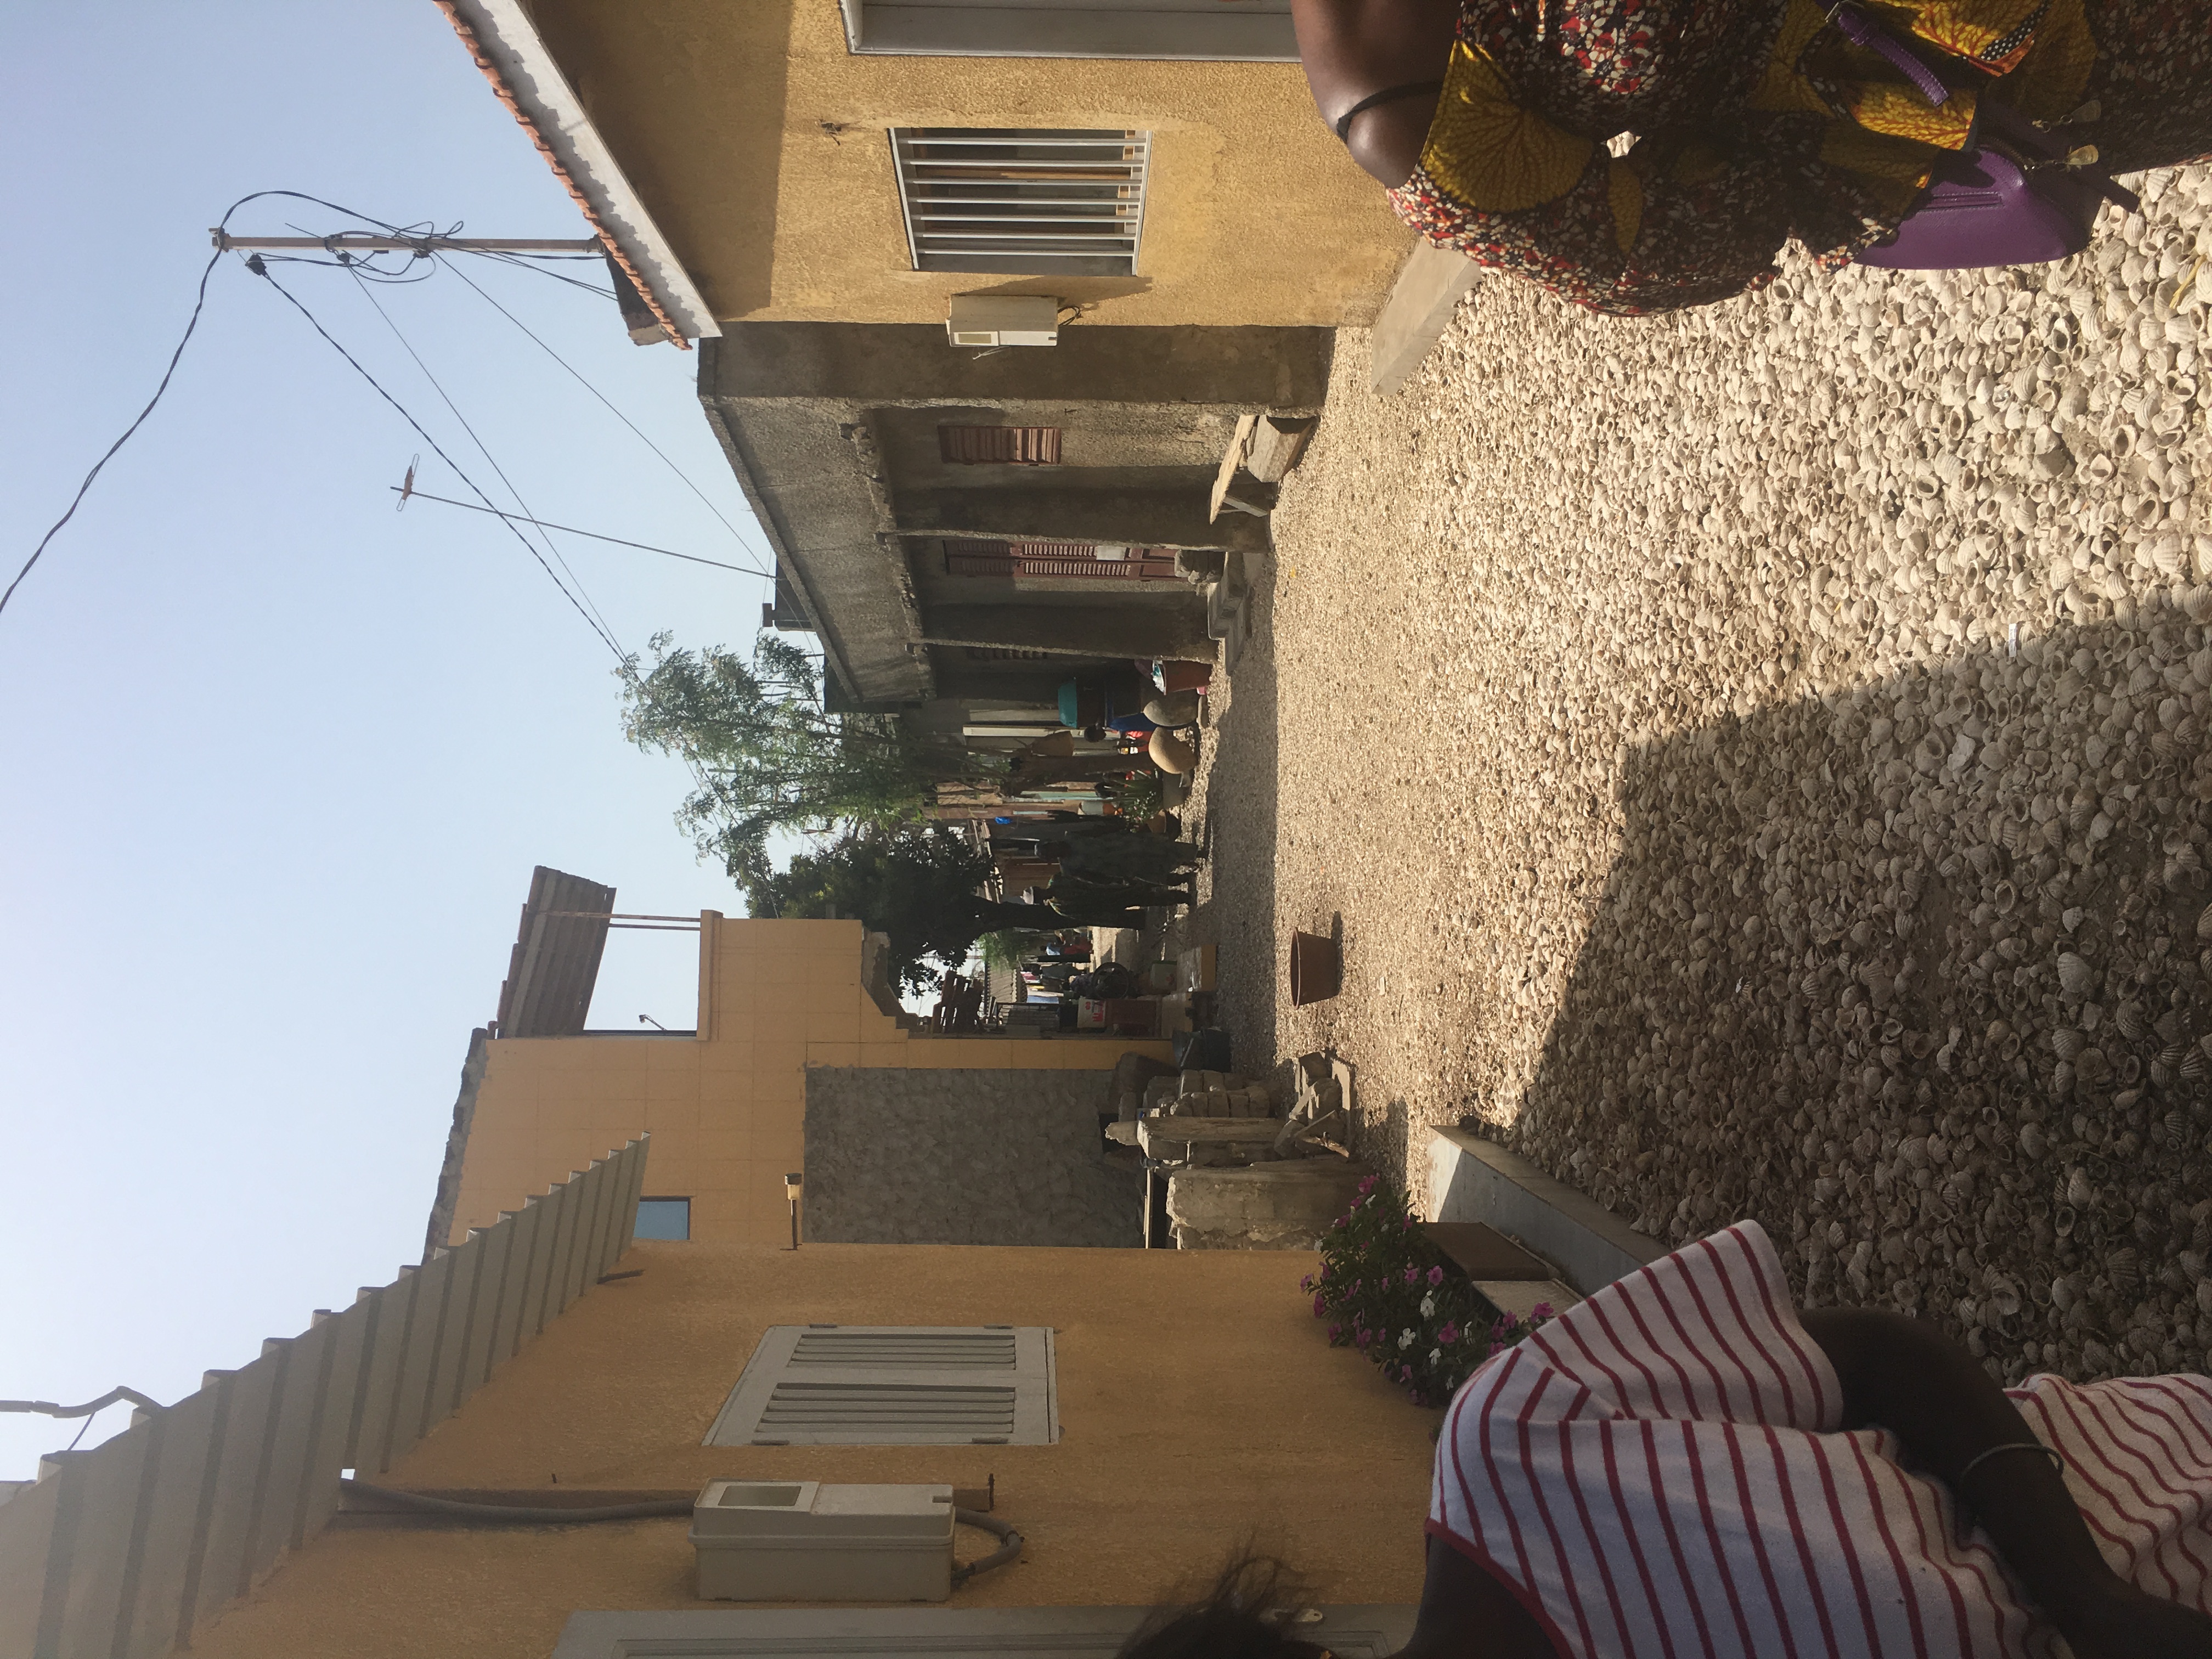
[450,917,1170,1247]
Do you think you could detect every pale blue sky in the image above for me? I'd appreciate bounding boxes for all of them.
[0,5,777,1477]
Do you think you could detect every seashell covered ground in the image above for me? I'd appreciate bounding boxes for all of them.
[1186,166,2212,1383]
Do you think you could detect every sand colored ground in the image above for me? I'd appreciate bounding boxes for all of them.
[1189,165,2212,1385]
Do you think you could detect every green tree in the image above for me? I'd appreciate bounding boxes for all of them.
[618,631,989,872]
[738,822,1003,992]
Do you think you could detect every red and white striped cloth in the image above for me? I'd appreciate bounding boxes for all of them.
[1429,1220,2212,1658]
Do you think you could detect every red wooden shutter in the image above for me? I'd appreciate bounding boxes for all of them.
[939,426,1063,465]
[944,539,1180,579]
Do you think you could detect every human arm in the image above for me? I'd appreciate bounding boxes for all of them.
[1800,1306,2212,1659]
[1288,0,1459,185]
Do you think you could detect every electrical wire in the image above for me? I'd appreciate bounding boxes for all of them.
[1,242,222,619]
[249,258,626,662]
[394,487,772,578]
[343,266,623,650]
[433,254,775,569]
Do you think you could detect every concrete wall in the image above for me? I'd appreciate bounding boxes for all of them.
[180,1241,1437,1659]
[451,918,1169,1249]
[704,323,1335,411]
[697,322,1327,702]
[804,1066,1142,1246]
[523,1,1411,328]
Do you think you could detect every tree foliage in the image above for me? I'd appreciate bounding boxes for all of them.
[618,631,984,872]
[737,822,1001,992]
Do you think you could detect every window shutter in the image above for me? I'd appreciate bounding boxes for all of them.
[892,129,1150,276]
[704,1325,1058,1446]
[945,539,1180,579]
[939,426,1063,465]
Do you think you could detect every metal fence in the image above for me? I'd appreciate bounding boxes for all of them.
[1,1137,648,1659]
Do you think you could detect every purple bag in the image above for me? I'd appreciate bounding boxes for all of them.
[1831,2,2139,270]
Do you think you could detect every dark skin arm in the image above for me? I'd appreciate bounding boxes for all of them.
[1289,0,1459,187]
[1802,1307,2212,1659]
[1398,1308,2212,1659]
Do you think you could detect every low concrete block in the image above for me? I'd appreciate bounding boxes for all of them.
[1426,1130,1665,1294]
[1167,1160,1370,1249]
[1472,1279,1581,1321]
[1369,242,1480,396]
[1137,1116,1282,1158]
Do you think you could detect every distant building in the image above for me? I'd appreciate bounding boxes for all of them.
[431,867,1171,1250]
[438,2,1383,764]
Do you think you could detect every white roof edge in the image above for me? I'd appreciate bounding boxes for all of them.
[448,0,721,341]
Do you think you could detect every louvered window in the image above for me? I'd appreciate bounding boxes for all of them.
[939,425,1063,465]
[891,129,1150,275]
[704,1325,1058,1446]
[945,539,1180,579]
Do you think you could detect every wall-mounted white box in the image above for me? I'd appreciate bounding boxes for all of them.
[947,295,1058,347]
[691,1481,955,1602]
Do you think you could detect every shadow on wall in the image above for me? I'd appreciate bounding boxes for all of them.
[1509,610,2212,1386]
[804,1066,1143,1245]
[955,277,1155,310]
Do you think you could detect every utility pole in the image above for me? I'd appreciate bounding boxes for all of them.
[210,232,601,253]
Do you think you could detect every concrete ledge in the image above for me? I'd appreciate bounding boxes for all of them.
[1368,242,1479,396]
[1425,1130,1666,1294]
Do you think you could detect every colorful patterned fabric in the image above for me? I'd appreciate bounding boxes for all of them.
[1387,0,2210,315]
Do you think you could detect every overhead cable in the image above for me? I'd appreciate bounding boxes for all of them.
[250,258,626,662]
[343,266,623,649]
[0,188,625,624]
[435,255,776,567]
[393,487,772,578]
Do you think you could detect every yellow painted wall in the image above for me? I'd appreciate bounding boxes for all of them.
[524,0,1412,328]
[452,916,1172,1248]
[187,1240,1437,1659]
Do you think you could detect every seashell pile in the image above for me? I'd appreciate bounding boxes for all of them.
[1187,161,2212,1389]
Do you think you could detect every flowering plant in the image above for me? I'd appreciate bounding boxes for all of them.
[1304,1175,1553,1407]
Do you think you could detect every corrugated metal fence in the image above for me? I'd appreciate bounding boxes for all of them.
[0,1137,648,1659]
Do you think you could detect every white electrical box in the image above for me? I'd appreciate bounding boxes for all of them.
[691,1481,956,1602]
[947,295,1058,348]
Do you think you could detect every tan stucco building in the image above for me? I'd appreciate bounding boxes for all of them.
[430,868,1173,1252]
[439,1,1402,713]
[445,0,1410,341]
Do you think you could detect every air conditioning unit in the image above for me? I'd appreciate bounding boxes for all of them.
[690,1480,955,1601]
[947,295,1058,348]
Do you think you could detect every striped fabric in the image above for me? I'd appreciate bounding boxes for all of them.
[1429,1220,2212,1658]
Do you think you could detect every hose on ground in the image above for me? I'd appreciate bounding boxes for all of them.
[953,1506,1025,1584]
[341,1478,693,1522]
[1,1386,163,1419]
[345,1480,1027,1586]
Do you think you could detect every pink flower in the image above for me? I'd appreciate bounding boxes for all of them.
[1313,1293,1327,1317]
[1357,1175,1378,1195]
[1317,1263,1330,1280]
[1300,1274,1314,1291]
[1438,1321,1460,1345]
[1400,1365,1416,1383]
[1530,1302,1556,1321]
[1327,1323,1343,1342]
[1355,1328,1371,1349]
[1427,1265,1446,1287]
[1403,1265,1421,1285]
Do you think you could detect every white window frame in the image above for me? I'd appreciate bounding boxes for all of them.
[553,1605,1418,1659]
[890,129,1150,276]
[840,0,1296,61]
[704,1325,1059,1447]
